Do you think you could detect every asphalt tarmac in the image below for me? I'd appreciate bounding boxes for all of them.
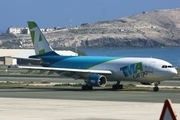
[0,86,179,103]
[0,75,179,119]
[0,74,179,102]
[1,97,179,120]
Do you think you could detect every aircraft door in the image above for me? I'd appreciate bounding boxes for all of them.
[148,62,155,74]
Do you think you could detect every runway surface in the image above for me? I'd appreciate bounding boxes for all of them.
[0,74,179,119]
[0,74,179,103]
[0,86,180,103]
[0,97,179,120]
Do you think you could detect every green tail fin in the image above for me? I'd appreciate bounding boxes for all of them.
[28,21,57,56]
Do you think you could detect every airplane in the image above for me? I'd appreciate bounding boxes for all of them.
[18,21,177,92]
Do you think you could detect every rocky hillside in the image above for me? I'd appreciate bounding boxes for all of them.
[1,8,180,48]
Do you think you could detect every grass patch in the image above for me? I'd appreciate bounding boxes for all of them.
[41,81,50,84]
[0,81,27,86]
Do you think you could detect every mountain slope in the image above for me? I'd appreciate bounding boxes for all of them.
[2,8,180,48]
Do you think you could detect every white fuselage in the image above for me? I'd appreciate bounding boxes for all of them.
[87,57,177,82]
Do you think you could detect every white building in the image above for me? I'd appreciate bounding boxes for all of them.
[0,49,78,65]
[7,27,47,34]
[45,28,54,32]
[7,26,63,34]
[7,27,30,34]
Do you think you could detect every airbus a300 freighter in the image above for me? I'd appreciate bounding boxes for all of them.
[18,21,177,92]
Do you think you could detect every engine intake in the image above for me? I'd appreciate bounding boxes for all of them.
[85,74,107,87]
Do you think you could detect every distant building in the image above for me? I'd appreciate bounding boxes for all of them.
[81,23,89,26]
[7,27,45,34]
[142,11,147,14]
[40,29,45,32]
[45,28,54,32]
[7,26,65,34]
[7,27,30,34]
[54,27,67,30]
[0,49,78,65]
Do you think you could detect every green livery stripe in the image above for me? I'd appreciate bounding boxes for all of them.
[28,22,37,29]
[39,35,42,42]
[30,31,35,44]
[39,49,45,55]
[85,58,119,69]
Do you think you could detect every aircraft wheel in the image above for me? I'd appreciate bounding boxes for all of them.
[153,87,159,92]
[119,84,123,89]
[82,86,86,90]
[88,86,93,90]
[112,85,117,90]
[82,85,93,90]
[112,84,123,90]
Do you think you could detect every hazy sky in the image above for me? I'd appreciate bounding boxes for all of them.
[0,0,180,33]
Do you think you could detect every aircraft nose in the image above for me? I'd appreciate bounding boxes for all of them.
[168,68,177,77]
[172,68,177,75]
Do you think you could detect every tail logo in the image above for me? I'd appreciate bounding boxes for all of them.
[28,21,53,55]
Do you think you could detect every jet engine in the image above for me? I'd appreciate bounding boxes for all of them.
[85,74,107,87]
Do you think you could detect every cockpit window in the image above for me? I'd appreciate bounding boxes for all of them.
[162,65,172,68]
[162,65,166,68]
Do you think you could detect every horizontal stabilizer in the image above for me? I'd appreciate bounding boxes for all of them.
[12,57,41,61]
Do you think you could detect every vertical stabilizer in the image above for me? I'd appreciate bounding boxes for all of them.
[28,21,58,57]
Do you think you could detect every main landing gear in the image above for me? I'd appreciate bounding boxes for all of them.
[153,83,159,92]
[82,85,93,90]
[112,81,123,90]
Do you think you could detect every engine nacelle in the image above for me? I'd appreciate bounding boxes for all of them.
[140,82,152,85]
[85,74,107,87]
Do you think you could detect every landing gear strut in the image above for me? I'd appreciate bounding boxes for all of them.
[82,85,93,90]
[153,83,159,92]
[112,81,123,90]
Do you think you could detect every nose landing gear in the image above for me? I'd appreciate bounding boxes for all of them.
[153,83,159,92]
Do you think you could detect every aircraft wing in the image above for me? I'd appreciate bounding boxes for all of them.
[18,66,112,74]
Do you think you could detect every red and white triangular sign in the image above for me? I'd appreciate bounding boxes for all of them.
[159,99,177,120]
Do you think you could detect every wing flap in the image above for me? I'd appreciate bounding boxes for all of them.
[18,66,112,74]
